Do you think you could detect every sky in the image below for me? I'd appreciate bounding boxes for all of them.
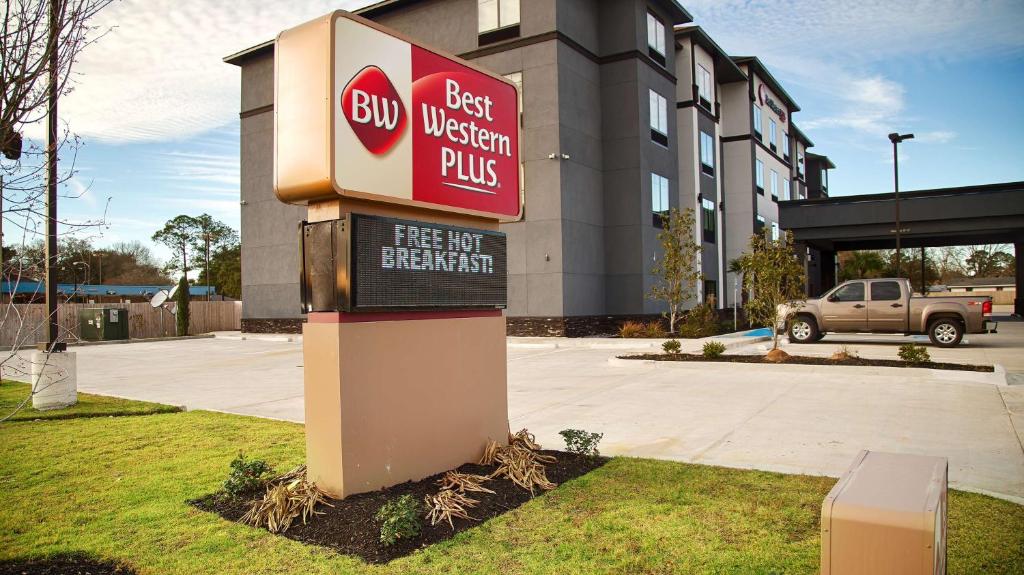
[16,0,1024,266]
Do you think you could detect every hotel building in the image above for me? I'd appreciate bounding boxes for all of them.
[226,0,832,334]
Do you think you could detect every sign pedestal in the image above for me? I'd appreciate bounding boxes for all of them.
[303,198,509,498]
[304,312,507,498]
[275,11,520,499]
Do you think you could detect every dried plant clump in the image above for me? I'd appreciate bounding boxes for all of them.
[509,428,541,451]
[479,439,501,465]
[424,489,479,528]
[240,465,332,533]
[438,471,495,495]
[491,444,557,494]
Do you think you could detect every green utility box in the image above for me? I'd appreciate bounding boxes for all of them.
[78,308,130,341]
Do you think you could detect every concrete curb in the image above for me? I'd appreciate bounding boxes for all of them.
[214,333,299,343]
[507,334,770,351]
[0,333,215,352]
[607,354,1006,385]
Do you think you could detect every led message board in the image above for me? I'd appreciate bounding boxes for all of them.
[300,214,507,312]
[351,214,506,310]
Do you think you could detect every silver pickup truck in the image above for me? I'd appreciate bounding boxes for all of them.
[784,278,996,347]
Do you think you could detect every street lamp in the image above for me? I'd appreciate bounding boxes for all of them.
[888,132,914,278]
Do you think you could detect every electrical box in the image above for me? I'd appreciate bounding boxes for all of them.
[78,308,130,341]
[821,450,947,575]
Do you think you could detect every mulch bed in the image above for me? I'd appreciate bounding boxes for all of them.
[192,450,608,564]
[0,554,136,575]
[620,353,995,372]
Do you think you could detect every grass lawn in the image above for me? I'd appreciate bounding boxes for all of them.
[0,380,181,422]
[1,408,1022,574]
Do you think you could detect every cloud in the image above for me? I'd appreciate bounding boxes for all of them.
[27,0,374,144]
[915,131,957,144]
[684,0,1022,141]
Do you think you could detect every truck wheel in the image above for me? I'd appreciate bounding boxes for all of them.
[788,316,819,343]
[928,318,963,347]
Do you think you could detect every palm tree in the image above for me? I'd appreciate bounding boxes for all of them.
[839,251,886,281]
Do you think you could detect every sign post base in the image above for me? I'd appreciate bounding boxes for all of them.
[303,312,508,498]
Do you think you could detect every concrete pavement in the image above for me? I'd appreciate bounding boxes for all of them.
[4,329,1022,503]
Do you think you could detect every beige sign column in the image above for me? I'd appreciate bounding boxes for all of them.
[302,200,509,497]
[276,12,519,498]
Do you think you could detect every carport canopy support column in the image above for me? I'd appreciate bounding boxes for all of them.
[1016,242,1023,316]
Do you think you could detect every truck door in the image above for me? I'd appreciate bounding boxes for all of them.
[820,281,868,332]
[867,280,907,332]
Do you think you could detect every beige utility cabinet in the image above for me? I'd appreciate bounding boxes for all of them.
[821,450,947,574]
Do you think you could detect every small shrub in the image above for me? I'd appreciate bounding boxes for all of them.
[662,339,682,354]
[223,452,272,497]
[559,428,603,457]
[619,320,644,338]
[679,301,720,338]
[702,340,726,359]
[898,343,931,365]
[377,494,422,546]
[830,345,859,361]
[642,320,667,338]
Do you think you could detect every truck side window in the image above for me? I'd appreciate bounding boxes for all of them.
[870,281,901,301]
[833,282,865,302]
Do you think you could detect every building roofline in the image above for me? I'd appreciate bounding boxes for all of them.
[731,56,800,113]
[783,180,1024,206]
[791,123,814,147]
[673,25,746,84]
[224,39,273,66]
[226,0,694,65]
[806,152,835,169]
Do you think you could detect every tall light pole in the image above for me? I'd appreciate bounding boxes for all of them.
[888,132,914,278]
[43,0,63,350]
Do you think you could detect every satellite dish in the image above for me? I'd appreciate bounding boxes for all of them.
[149,289,169,308]
[167,283,180,299]
[167,304,177,315]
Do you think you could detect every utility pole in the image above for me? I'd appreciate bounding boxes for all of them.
[43,0,63,351]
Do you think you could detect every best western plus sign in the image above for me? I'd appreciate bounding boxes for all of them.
[275,13,521,220]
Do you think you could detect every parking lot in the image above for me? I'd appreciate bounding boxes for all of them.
[5,323,1023,502]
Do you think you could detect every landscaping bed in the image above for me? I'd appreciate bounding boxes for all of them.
[192,450,608,564]
[0,553,136,575]
[619,353,995,372]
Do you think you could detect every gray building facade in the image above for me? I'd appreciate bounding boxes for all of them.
[227,0,829,334]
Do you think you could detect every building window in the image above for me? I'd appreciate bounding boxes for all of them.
[478,0,520,45]
[651,173,669,227]
[649,89,668,146]
[696,64,712,109]
[797,154,805,177]
[701,197,716,243]
[755,159,764,195]
[783,178,791,201]
[770,169,779,201]
[752,104,762,140]
[821,168,828,191]
[699,131,714,176]
[646,12,666,66]
[755,214,766,234]
[704,279,717,305]
[769,120,777,151]
[782,132,790,161]
[771,221,780,241]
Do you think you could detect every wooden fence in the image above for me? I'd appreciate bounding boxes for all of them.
[0,301,242,347]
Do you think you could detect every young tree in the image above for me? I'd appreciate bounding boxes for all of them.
[736,231,807,350]
[647,207,702,334]
[838,250,887,281]
[175,275,190,337]
[190,214,237,298]
[152,215,199,275]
